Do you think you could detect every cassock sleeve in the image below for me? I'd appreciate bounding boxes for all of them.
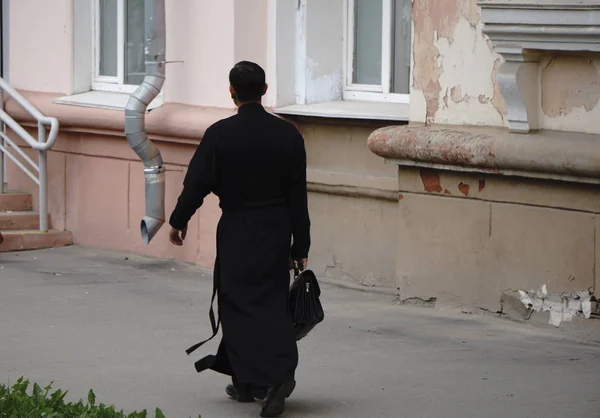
[288,130,311,259]
[169,127,218,231]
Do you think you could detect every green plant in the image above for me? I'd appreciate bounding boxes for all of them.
[0,378,194,418]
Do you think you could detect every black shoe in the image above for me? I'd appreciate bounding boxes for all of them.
[260,381,296,417]
[225,383,255,403]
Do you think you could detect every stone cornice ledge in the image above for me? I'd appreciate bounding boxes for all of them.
[480,0,600,52]
[368,125,600,184]
[479,0,600,134]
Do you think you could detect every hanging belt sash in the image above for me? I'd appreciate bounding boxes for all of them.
[185,254,220,372]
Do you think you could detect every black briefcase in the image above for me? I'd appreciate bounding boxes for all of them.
[289,267,324,341]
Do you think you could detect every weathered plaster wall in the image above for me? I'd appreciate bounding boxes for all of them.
[410,0,506,127]
[395,166,599,314]
[301,123,398,291]
[304,124,397,179]
[276,0,345,107]
[540,57,600,135]
[304,0,344,104]
[309,192,397,292]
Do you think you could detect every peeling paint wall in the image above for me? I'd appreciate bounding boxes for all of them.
[541,57,600,135]
[518,285,593,327]
[393,166,599,314]
[411,0,506,127]
[305,0,344,104]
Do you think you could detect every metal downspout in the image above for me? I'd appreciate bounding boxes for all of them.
[125,0,166,245]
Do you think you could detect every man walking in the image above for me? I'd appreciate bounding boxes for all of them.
[169,61,310,417]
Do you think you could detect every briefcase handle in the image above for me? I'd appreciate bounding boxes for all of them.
[293,260,306,277]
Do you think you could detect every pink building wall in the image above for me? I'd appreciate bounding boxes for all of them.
[5,92,239,267]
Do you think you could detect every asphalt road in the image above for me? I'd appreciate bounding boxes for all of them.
[1,246,599,418]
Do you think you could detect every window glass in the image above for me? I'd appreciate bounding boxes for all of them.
[99,0,118,77]
[353,0,382,85]
[392,0,411,94]
[125,0,145,85]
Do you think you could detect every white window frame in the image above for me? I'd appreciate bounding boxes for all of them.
[91,0,140,94]
[343,0,409,104]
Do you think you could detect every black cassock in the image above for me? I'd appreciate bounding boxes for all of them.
[170,103,311,387]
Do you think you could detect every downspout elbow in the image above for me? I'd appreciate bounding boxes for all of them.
[124,0,167,245]
[140,166,166,245]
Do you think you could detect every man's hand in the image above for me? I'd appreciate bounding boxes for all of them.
[169,227,187,246]
[290,258,308,271]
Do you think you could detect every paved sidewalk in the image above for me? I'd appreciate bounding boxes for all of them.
[1,246,599,418]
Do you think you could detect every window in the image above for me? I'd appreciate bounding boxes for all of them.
[93,0,145,93]
[344,0,411,104]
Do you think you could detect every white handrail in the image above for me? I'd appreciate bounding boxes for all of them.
[0,142,40,185]
[0,78,59,150]
[0,132,40,172]
[0,77,60,232]
[0,131,40,185]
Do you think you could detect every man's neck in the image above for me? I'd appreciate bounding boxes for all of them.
[238,101,262,108]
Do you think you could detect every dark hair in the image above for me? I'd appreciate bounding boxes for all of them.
[229,61,266,103]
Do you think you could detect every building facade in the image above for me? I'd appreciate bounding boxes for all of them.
[3,0,599,322]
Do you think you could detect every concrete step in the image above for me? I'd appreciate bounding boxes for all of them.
[0,230,72,252]
[0,211,40,230]
[0,192,33,212]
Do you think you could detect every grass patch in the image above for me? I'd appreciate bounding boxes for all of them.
[0,378,197,418]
